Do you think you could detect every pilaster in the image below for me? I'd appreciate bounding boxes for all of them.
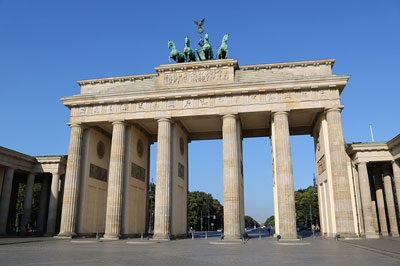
[271,111,297,239]
[45,173,60,236]
[153,118,172,239]
[0,168,15,234]
[382,166,399,236]
[325,107,356,237]
[222,114,242,240]
[356,163,379,238]
[58,123,85,238]
[374,169,388,236]
[103,121,126,240]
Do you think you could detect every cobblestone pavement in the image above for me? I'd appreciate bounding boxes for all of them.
[0,236,399,266]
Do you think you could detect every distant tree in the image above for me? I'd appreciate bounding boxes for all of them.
[187,191,223,231]
[16,182,43,230]
[264,215,275,226]
[148,182,155,231]
[295,186,319,226]
[244,216,260,228]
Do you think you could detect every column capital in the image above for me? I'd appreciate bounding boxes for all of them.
[221,113,238,120]
[156,117,172,123]
[324,106,344,114]
[67,122,86,128]
[111,120,127,126]
[271,110,290,117]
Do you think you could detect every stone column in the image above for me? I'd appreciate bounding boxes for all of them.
[222,114,242,240]
[46,173,60,236]
[374,169,388,236]
[103,121,126,240]
[37,177,50,234]
[272,111,297,239]
[58,124,84,238]
[20,173,36,233]
[392,160,400,227]
[153,118,172,239]
[383,166,399,236]
[357,163,378,238]
[0,168,15,234]
[325,107,355,237]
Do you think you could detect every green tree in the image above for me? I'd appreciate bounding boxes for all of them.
[294,185,319,226]
[187,191,223,231]
[264,215,275,226]
[244,216,260,228]
[148,182,155,231]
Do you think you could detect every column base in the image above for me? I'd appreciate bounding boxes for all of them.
[390,233,399,237]
[221,235,242,241]
[364,233,380,239]
[55,232,76,239]
[101,233,120,241]
[381,232,389,236]
[152,233,170,240]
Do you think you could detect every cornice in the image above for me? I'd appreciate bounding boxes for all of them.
[75,59,335,87]
[346,143,389,154]
[77,73,158,87]
[238,59,335,71]
[155,59,238,73]
[61,75,349,107]
[387,134,400,149]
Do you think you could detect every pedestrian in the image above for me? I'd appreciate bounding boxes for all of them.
[267,225,271,236]
[316,224,320,236]
[311,224,315,239]
[24,224,29,237]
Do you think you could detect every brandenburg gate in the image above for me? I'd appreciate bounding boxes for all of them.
[59,58,358,240]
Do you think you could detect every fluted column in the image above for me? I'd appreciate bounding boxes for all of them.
[374,169,388,236]
[37,176,50,234]
[325,107,355,236]
[222,114,242,240]
[46,173,60,236]
[392,160,400,229]
[357,163,378,238]
[383,166,399,236]
[103,121,126,240]
[58,124,84,238]
[20,173,36,233]
[272,111,297,239]
[0,168,15,234]
[153,118,172,239]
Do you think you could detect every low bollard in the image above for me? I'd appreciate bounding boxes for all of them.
[192,231,194,240]
[141,233,143,240]
[259,230,261,239]
[205,231,208,240]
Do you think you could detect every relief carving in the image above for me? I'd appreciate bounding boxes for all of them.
[163,68,229,86]
[317,155,326,175]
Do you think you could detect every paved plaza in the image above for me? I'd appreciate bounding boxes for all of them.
[0,233,399,265]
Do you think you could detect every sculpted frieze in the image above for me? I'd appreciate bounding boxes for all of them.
[163,68,230,86]
[70,88,337,117]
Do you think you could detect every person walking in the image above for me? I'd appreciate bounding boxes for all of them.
[267,225,271,236]
[315,224,320,236]
[311,224,316,239]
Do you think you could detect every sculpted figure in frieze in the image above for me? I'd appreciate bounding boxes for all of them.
[217,33,229,59]
[168,40,185,63]
[183,36,196,62]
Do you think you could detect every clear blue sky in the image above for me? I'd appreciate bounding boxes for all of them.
[1,1,399,222]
